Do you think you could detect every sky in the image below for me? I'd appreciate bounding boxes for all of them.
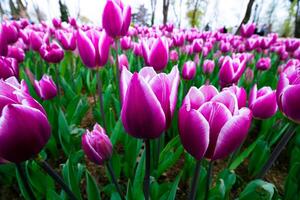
[1,0,291,32]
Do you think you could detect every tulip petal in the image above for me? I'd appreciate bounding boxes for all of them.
[213,108,252,160]
[120,67,133,104]
[282,84,300,123]
[139,67,157,83]
[121,73,166,139]
[211,91,238,114]
[178,106,209,160]
[198,85,219,102]
[167,66,180,117]
[251,91,277,119]
[77,30,96,68]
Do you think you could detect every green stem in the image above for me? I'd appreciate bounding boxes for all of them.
[144,139,151,200]
[204,161,213,200]
[189,160,202,200]
[114,39,120,94]
[106,162,125,200]
[16,163,36,200]
[96,69,106,129]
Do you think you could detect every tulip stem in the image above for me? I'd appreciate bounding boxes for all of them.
[189,160,202,200]
[96,69,106,129]
[204,161,213,200]
[16,163,36,200]
[256,124,296,179]
[106,162,125,200]
[38,160,78,200]
[144,139,151,200]
[54,64,61,98]
[114,39,120,92]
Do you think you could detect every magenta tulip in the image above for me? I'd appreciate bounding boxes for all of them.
[0,56,19,79]
[241,23,255,38]
[249,84,277,119]
[0,77,51,163]
[0,25,8,56]
[56,30,76,51]
[2,22,19,44]
[34,75,58,100]
[120,36,131,50]
[120,66,180,139]
[256,57,271,71]
[182,61,196,80]
[82,123,112,165]
[223,84,247,109]
[39,42,64,63]
[118,54,129,70]
[7,46,25,63]
[203,59,215,75]
[170,50,179,62]
[29,31,43,51]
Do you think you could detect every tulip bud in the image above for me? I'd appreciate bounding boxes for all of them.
[34,75,58,100]
[170,50,179,62]
[52,18,62,28]
[82,124,112,165]
[192,39,203,53]
[249,84,277,119]
[256,57,271,71]
[29,31,43,51]
[56,30,76,51]
[118,54,129,70]
[7,46,25,63]
[120,66,180,139]
[203,59,215,75]
[0,56,19,79]
[244,67,254,84]
[182,61,196,80]
[120,36,131,50]
[39,42,64,63]
[0,77,51,163]
[147,38,169,71]
[2,22,19,44]
[241,23,255,38]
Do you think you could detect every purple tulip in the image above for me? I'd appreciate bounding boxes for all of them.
[249,84,277,119]
[219,55,247,87]
[102,0,131,38]
[120,36,131,50]
[203,59,215,75]
[56,30,76,51]
[256,57,271,71]
[82,123,112,165]
[223,84,247,109]
[241,23,255,38]
[192,39,203,53]
[220,41,231,53]
[52,18,62,28]
[0,77,51,163]
[29,31,43,51]
[276,63,300,123]
[179,85,252,160]
[170,50,179,62]
[34,75,58,100]
[118,54,129,70]
[7,46,25,63]
[68,17,78,28]
[2,22,19,44]
[285,39,300,52]
[143,38,169,71]
[77,29,112,68]
[120,66,180,139]
[39,42,64,63]
[0,26,8,56]
[172,33,185,47]
[182,61,196,80]
[0,56,19,79]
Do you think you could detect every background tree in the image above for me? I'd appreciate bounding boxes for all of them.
[132,5,150,26]
[295,0,300,37]
[163,0,170,25]
[235,0,255,34]
[282,0,298,37]
[150,0,157,26]
[32,1,47,22]
[59,0,69,22]
[186,0,207,28]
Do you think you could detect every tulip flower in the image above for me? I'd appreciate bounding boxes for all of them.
[170,50,179,62]
[0,77,51,163]
[77,29,112,68]
[2,22,19,44]
[102,0,131,38]
[0,25,8,56]
[82,123,112,165]
[7,46,25,63]
[56,30,76,51]
[68,17,78,28]
[276,63,300,123]
[120,66,180,139]
[203,59,215,75]
[223,84,247,109]
[182,61,196,80]
[220,41,231,53]
[0,56,19,79]
[192,39,203,53]
[52,17,62,28]
[118,54,129,70]
[285,39,300,52]
[39,42,64,63]
[256,57,271,71]
[29,31,43,51]
[34,75,58,100]
[120,36,131,50]
[179,85,252,160]
[240,23,255,38]
[142,38,169,71]
[249,84,277,119]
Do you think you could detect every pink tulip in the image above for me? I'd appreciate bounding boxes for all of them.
[182,61,196,80]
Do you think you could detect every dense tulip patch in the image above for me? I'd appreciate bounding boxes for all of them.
[0,1,300,199]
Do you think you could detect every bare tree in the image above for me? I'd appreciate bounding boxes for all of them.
[32,1,47,22]
[191,0,200,27]
[266,0,278,33]
[235,0,256,34]
[150,0,157,26]
[163,0,170,25]
[295,0,300,37]
[132,5,150,26]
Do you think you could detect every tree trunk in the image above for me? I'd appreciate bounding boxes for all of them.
[295,0,300,38]
[191,0,200,27]
[235,0,255,35]
[163,0,169,25]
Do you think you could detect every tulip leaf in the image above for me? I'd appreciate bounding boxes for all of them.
[15,165,33,200]
[60,77,76,101]
[208,179,226,200]
[166,172,182,200]
[110,118,125,146]
[133,149,145,199]
[284,162,300,200]
[237,179,277,200]
[46,189,63,200]
[66,96,89,125]
[86,170,101,200]
[248,140,270,176]
[62,159,82,200]
[58,109,72,155]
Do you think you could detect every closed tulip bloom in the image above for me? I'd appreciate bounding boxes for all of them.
[219,55,247,87]
[0,77,51,163]
[29,31,43,51]
[82,123,112,165]
[39,42,64,63]
[285,39,300,52]
[120,36,131,50]
[56,30,76,51]
[223,84,247,108]
[276,63,300,123]
[220,41,231,53]
[0,26,8,56]
[102,0,131,38]
[182,61,196,80]
[2,22,19,44]
[170,50,179,62]
[77,29,112,68]
[120,66,180,139]
[192,39,203,53]
[0,56,19,79]
[52,17,62,28]
[179,86,252,160]
[241,23,255,38]
[145,38,169,71]
[249,84,277,119]
[118,54,129,70]
[34,75,57,100]
[256,57,271,71]
[7,46,25,63]
[203,59,215,74]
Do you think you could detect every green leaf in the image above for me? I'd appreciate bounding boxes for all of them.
[166,172,182,200]
[284,162,300,200]
[58,109,72,155]
[133,149,145,199]
[238,179,277,200]
[46,189,63,200]
[62,159,82,200]
[15,165,32,200]
[248,140,270,176]
[86,170,101,200]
